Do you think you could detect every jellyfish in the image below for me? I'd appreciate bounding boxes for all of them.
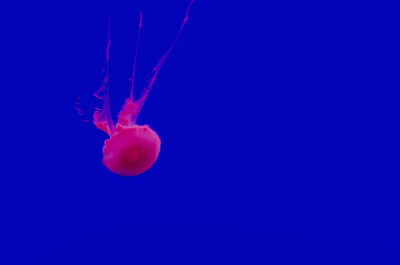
[88,1,195,176]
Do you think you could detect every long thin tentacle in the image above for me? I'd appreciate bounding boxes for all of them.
[130,0,196,124]
[145,0,195,92]
[93,19,115,135]
[130,11,143,100]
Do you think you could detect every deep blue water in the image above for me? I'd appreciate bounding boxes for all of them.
[1,1,399,264]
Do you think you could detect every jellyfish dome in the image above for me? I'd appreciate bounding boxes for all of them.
[102,125,161,176]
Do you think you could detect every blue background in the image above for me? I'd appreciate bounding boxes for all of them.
[1,1,399,264]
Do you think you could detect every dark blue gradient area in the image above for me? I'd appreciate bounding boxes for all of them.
[1,1,398,264]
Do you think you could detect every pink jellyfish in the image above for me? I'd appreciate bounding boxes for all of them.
[89,1,195,176]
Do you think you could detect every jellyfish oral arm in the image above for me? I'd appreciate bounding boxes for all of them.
[115,11,144,131]
[94,1,196,134]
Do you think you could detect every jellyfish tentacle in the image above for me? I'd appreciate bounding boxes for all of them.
[129,0,196,125]
[93,19,115,136]
[145,0,195,93]
[115,0,195,130]
[115,11,144,131]
[130,11,143,100]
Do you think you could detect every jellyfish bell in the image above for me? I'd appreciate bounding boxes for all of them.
[102,124,161,177]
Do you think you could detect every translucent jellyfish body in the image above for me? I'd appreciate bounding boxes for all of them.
[90,1,195,176]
